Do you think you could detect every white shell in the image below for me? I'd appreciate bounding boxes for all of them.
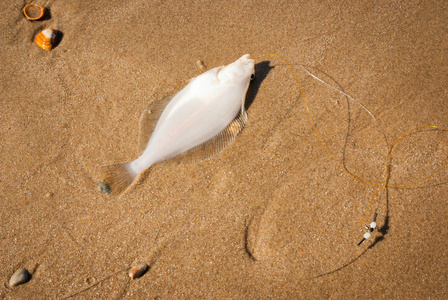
[9,268,31,287]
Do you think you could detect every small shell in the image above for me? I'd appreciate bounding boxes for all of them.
[97,181,111,194]
[9,268,31,287]
[35,29,56,51]
[128,263,148,279]
[196,59,206,70]
[23,4,45,20]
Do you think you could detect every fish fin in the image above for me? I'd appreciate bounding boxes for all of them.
[138,95,174,154]
[173,108,248,163]
[99,162,138,195]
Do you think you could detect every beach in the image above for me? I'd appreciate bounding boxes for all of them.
[1,1,447,298]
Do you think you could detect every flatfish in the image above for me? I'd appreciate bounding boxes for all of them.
[101,54,255,195]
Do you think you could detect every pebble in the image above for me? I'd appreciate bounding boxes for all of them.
[196,59,206,70]
[128,263,148,279]
[97,181,111,194]
[9,268,31,287]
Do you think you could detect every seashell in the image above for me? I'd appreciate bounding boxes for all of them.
[35,29,56,51]
[97,181,111,194]
[128,263,148,279]
[23,4,45,21]
[9,268,31,287]
[196,59,206,70]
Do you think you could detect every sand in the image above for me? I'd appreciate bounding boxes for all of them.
[1,1,447,299]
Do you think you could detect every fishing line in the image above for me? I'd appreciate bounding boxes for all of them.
[254,53,448,239]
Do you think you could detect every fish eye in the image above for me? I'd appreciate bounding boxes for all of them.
[250,74,255,80]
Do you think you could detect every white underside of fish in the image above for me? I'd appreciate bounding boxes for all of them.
[101,54,255,195]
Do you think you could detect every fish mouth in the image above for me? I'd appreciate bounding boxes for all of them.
[240,54,254,64]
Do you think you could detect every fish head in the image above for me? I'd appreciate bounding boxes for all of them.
[218,54,255,84]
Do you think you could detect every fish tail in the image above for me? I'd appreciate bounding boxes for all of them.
[99,162,138,195]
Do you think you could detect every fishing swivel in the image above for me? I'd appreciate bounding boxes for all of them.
[357,213,378,246]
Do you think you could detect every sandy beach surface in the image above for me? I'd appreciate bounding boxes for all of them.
[1,1,447,298]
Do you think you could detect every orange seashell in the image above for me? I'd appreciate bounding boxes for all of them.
[23,4,45,21]
[128,263,148,279]
[35,29,56,51]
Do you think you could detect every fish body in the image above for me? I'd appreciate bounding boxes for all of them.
[101,54,255,195]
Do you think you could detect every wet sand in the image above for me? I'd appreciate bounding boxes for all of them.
[1,1,448,298]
